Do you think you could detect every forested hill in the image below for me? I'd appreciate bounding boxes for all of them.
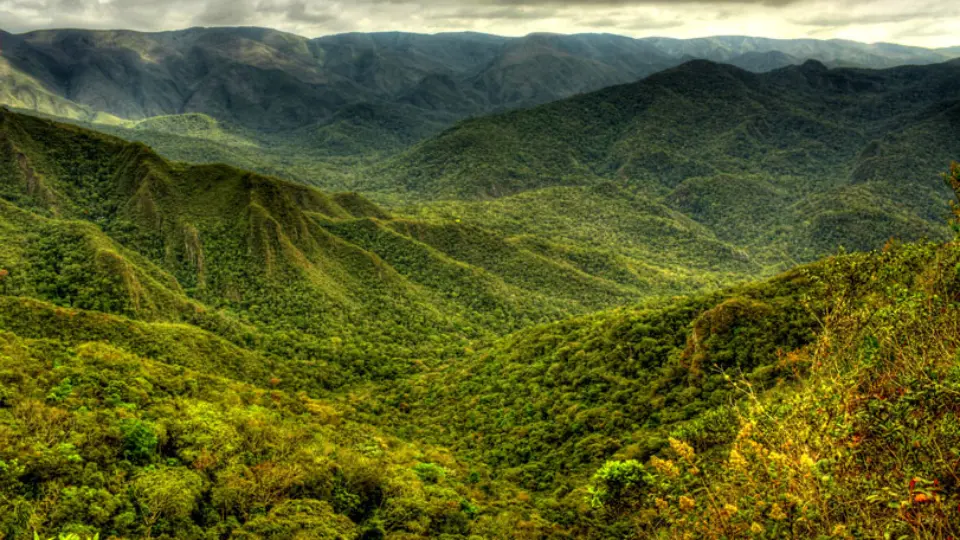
[0,107,760,390]
[375,58,960,200]
[4,29,954,125]
[363,168,960,538]
[366,59,958,272]
[8,53,957,287]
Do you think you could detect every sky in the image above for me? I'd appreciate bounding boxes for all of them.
[1,0,958,49]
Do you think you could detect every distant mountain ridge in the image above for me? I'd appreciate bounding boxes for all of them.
[1,26,957,156]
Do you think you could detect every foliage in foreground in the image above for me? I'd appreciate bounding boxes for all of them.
[583,166,960,538]
[373,265,824,494]
[0,330,545,539]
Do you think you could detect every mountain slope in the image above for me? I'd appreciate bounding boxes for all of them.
[0,326,547,539]
[364,225,960,537]
[0,102,763,540]
[400,183,759,283]
[376,263,825,489]
[0,28,666,134]
[376,59,960,197]
[580,234,960,538]
[6,228,960,538]
[0,108,758,391]
[4,28,951,127]
[371,60,957,269]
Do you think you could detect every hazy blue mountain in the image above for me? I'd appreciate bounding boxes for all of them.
[641,35,952,68]
[726,50,800,71]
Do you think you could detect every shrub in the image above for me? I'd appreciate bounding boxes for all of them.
[413,462,446,484]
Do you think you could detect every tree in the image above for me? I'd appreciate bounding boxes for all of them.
[587,460,649,512]
[0,268,8,295]
[120,419,157,465]
[132,468,203,538]
[946,161,960,235]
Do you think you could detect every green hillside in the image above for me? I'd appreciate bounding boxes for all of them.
[400,183,761,284]
[0,109,668,537]
[374,60,960,201]
[374,265,824,489]
[8,54,956,284]
[0,329,541,539]
[359,187,960,537]
[5,232,959,538]
[365,60,958,276]
[579,237,960,538]
[31,59,955,298]
[2,108,723,393]
[0,106,775,538]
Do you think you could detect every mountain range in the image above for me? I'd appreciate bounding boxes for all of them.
[0,100,794,538]
[2,27,959,157]
[4,27,959,329]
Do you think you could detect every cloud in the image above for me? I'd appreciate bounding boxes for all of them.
[581,13,685,30]
[581,17,621,27]
[784,0,960,41]
[890,20,958,40]
[795,13,933,26]
[194,0,259,25]
[791,4,959,27]
[284,1,340,24]
[482,0,802,4]
[427,6,559,21]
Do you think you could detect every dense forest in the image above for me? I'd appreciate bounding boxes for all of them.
[0,37,959,538]
[0,106,958,539]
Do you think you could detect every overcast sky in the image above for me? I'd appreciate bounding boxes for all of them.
[1,0,957,48]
